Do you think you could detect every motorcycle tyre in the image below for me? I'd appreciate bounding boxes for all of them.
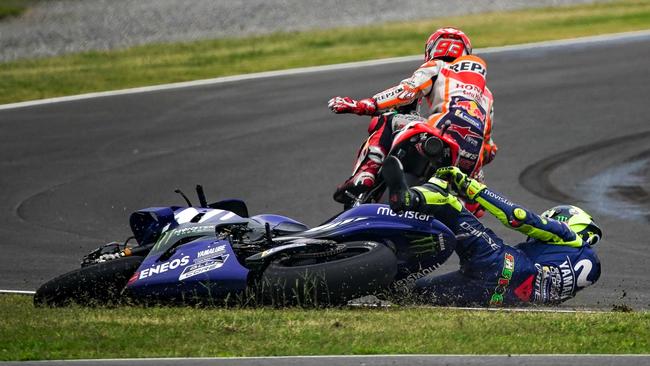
[261,241,396,306]
[34,256,144,307]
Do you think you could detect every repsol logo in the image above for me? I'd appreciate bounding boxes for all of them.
[376,207,431,221]
[374,86,401,102]
[450,61,486,76]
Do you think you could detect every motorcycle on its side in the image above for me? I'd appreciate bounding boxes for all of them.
[34,186,456,307]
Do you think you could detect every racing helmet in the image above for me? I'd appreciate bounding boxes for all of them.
[541,205,603,246]
[424,27,472,62]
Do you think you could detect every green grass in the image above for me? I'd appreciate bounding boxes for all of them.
[0,295,648,360]
[1,0,650,105]
[0,0,38,20]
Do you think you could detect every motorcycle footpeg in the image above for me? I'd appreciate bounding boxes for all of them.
[421,136,444,159]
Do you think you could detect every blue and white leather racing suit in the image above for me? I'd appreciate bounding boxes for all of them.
[405,179,601,306]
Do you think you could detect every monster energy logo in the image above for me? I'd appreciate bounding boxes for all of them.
[555,215,569,222]
[408,234,446,255]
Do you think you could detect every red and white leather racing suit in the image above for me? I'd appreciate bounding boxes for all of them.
[348,54,497,189]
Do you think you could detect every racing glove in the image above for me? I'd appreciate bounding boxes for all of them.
[435,166,486,201]
[328,96,377,115]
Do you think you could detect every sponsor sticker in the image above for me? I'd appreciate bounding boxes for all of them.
[449,61,486,76]
[171,225,214,237]
[376,206,431,221]
[196,244,226,263]
[139,256,191,280]
[483,189,515,207]
[489,253,515,306]
[459,221,500,250]
[179,254,229,281]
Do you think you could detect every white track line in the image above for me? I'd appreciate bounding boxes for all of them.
[1,29,649,112]
[0,289,36,295]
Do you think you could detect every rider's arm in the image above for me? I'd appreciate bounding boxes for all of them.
[435,167,583,247]
[372,61,443,112]
[474,189,583,247]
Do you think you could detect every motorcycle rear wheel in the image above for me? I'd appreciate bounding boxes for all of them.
[34,256,144,307]
[260,241,396,306]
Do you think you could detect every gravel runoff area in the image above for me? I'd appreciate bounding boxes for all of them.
[0,0,605,62]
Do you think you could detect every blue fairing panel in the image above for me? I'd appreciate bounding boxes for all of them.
[251,214,309,234]
[305,204,453,238]
[126,239,249,299]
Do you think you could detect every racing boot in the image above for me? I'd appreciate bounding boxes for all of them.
[333,160,380,205]
[382,156,421,213]
[334,139,386,206]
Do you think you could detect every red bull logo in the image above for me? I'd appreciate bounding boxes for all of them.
[448,124,482,140]
[455,100,485,121]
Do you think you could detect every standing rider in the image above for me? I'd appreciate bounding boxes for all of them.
[382,156,602,306]
[329,27,497,206]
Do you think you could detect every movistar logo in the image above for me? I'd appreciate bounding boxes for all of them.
[376,207,431,221]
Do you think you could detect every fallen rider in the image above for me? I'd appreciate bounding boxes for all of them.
[382,156,602,306]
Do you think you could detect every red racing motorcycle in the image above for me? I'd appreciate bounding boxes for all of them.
[342,120,484,216]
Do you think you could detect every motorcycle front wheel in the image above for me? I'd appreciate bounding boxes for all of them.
[34,256,144,307]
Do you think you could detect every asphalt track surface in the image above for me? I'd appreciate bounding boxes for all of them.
[1,32,649,316]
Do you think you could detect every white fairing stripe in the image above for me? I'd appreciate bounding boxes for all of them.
[198,209,224,223]
[219,212,236,221]
[174,208,200,224]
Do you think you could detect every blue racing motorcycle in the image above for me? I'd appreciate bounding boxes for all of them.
[34,186,456,307]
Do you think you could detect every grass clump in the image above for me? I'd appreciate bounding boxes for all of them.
[0,0,38,20]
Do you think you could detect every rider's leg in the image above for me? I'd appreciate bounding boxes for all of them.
[414,270,489,306]
[334,113,429,204]
[333,115,390,203]
[383,157,532,306]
